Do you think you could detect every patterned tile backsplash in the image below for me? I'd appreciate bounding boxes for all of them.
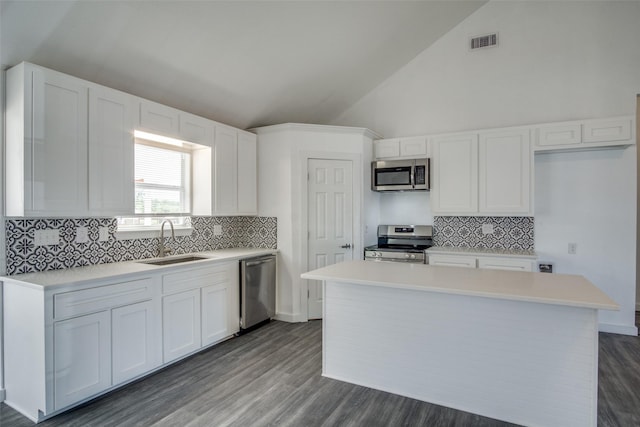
[433,216,534,251]
[6,216,277,275]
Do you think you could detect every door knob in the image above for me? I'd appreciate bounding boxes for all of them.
[340,244,352,249]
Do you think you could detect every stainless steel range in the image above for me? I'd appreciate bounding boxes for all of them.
[364,225,433,263]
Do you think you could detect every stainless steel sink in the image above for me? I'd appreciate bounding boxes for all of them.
[138,255,210,266]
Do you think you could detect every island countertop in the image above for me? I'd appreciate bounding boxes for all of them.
[301,260,618,311]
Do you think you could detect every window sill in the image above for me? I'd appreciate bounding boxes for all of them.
[114,227,194,241]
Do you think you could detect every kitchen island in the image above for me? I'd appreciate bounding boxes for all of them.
[301,260,618,427]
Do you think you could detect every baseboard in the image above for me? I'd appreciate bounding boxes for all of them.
[636,303,640,311]
[274,312,299,323]
[0,388,5,402]
[599,322,638,336]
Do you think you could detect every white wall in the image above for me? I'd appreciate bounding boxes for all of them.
[256,124,377,322]
[332,1,640,334]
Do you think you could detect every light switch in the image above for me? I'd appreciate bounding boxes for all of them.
[481,224,494,235]
[213,225,223,236]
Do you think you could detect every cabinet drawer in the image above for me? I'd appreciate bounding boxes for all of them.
[162,264,231,295]
[478,257,533,272]
[54,278,154,320]
[428,255,477,268]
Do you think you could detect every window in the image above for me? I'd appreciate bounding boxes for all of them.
[134,141,191,215]
[117,131,198,231]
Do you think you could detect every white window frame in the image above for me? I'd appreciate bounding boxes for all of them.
[117,133,200,239]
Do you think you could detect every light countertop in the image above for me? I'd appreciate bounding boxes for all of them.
[2,248,277,289]
[301,260,618,310]
[427,246,537,259]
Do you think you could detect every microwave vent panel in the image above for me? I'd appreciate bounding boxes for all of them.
[470,33,498,50]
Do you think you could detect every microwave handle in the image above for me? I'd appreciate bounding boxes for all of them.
[410,161,415,188]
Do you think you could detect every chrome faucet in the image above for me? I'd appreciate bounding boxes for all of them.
[159,219,176,257]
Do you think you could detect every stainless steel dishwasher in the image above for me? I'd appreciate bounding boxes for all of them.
[240,254,276,331]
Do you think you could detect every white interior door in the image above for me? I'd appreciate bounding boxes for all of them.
[307,159,353,319]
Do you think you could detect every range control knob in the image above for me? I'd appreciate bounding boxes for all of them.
[410,254,416,259]
[405,253,410,258]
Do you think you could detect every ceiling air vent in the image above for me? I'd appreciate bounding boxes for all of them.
[470,33,498,50]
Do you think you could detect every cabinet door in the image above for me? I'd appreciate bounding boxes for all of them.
[582,117,632,144]
[54,311,111,410]
[535,123,581,148]
[30,67,89,215]
[138,99,180,137]
[478,257,533,272]
[428,255,477,268]
[214,126,238,214]
[180,112,214,146]
[237,132,257,215]
[88,85,135,215]
[112,300,160,385]
[201,284,229,346]
[479,129,531,214]
[431,133,478,214]
[162,289,201,363]
[400,136,428,157]
[374,139,400,158]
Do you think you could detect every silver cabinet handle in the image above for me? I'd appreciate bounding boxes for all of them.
[340,244,352,249]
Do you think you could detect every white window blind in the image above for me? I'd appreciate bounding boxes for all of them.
[134,142,191,215]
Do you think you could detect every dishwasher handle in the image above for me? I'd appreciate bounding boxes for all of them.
[244,256,276,267]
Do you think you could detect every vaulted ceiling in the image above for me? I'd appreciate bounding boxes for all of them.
[1,1,486,130]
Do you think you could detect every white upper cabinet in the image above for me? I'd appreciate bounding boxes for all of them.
[6,62,89,216]
[214,126,239,215]
[374,136,429,159]
[479,129,531,214]
[5,62,257,217]
[582,117,632,144]
[431,129,532,216]
[534,116,634,151]
[138,99,180,138]
[6,62,137,217]
[431,133,479,214]
[179,112,214,146]
[88,85,136,215]
[237,132,258,215]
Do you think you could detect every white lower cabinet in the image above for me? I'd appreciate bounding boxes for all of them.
[2,258,246,422]
[162,289,202,363]
[162,262,239,362]
[202,284,229,346]
[53,311,112,410]
[112,300,160,384]
[429,254,535,272]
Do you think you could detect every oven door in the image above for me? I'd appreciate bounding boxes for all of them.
[372,160,413,191]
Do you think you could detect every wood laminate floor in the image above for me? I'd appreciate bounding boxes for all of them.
[1,319,639,427]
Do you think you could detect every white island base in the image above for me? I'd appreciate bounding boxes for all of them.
[302,261,618,427]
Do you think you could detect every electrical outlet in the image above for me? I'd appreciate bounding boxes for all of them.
[213,225,223,236]
[75,226,89,243]
[34,229,60,246]
[538,262,554,273]
[568,243,577,254]
[481,224,494,235]
[99,226,109,242]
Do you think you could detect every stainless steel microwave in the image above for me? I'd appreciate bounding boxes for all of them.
[371,159,430,192]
